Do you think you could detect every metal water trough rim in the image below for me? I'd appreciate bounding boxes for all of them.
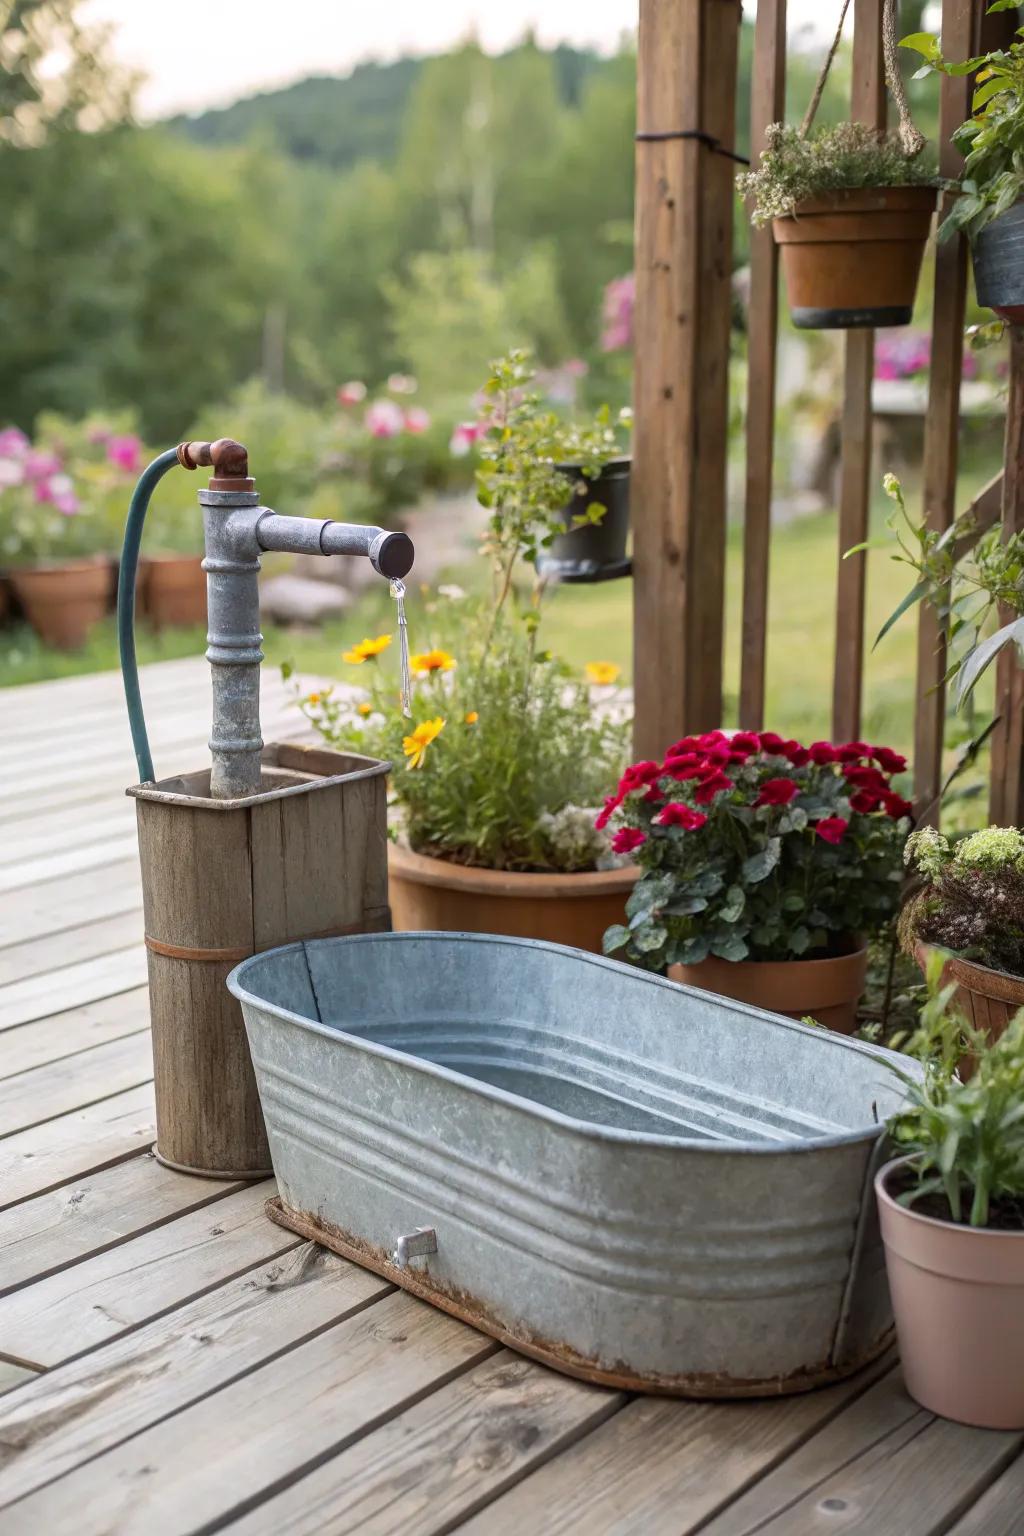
[228,931,912,1155]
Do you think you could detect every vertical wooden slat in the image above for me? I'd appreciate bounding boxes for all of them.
[831,0,886,743]
[989,328,1024,824]
[913,0,978,822]
[739,0,787,730]
[631,0,741,760]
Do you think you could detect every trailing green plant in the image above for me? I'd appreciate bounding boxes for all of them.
[737,121,936,227]
[902,5,1024,242]
[887,952,1024,1227]
[601,730,911,971]
[289,601,628,872]
[900,824,1024,976]
[874,471,1024,708]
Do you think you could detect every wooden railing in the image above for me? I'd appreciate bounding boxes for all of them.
[632,0,1021,828]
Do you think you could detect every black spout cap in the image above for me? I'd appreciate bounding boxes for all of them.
[369,530,415,580]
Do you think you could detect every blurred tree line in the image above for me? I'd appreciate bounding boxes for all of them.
[0,1,941,442]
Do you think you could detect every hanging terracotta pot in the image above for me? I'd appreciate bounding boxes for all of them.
[669,939,868,1033]
[876,1156,1024,1429]
[972,200,1024,324]
[773,187,937,329]
[536,458,632,584]
[143,554,207,630]
[9,558,111,650]
[388,841,639,955]
[915,942,1024,1077]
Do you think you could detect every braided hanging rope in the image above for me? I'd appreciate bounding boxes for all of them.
[883,0,927,156]
[800,0,925,159]
[801,0,853,136]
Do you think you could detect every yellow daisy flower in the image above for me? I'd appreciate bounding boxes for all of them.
[464,711,479,724]
[343,633,392,665]
[403,716,445,769]
[410,648,456,675]
[585,660,621,687]
[306,691,322,706]
[357,701,373,718]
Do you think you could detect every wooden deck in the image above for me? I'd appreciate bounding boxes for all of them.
[1,658,1023,1533]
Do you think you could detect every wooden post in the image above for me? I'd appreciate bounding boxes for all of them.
[831,0,886,743]
[631,0,741,760]
[913,0,977,822]
[739,0,787,730]
[989,328,1024,824]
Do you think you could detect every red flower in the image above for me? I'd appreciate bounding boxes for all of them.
[729,731,760,754]
[872,746,908,775]
[759,731,788,754]
[665,758,704,781]
[665,736,700,757]
[643,785,666,804]
[657,802,708,830]
[844,764,887,790]
[882,791,913,820]
[594,794,620,831]
[697,730,727,749]
[835,741,871,762]
[784,743,811,766]
[849,789,882,814]
[756,776,799,807]
[808,742,837,765]
[611,826,646,854]
[702,744,733,766]
[816,816,848,845]
[621,760,662,791]
[694,771,733,804]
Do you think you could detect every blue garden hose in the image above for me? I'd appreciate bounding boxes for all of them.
[118,448,185,784]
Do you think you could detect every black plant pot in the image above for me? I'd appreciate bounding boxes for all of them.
[973,201,1024,324]
[536,458,632,585]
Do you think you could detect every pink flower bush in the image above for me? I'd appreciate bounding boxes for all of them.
[338,381,367,406]
[449,421,486,458]
[106,435,143,474]
[601,273,635,353]
[403,407,431,435]
[0,427,29,458]
[365,399,405,439]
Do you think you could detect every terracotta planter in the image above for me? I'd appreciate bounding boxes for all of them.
[143,554,207,630]
[972,200,1024,324]
[669,943,868,1033]
[773,186,937,330]
[387,842,638,953]
[9,558,111,650]
[915,942,1024,1076]
[876,1156,1024,1429]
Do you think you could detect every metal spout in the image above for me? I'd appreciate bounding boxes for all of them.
[194,441,415,799]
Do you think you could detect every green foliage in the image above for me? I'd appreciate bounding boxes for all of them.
[888,957,1024,1227]
[876,472,1024,709]
[902,10,1024,241]
[294,602,628,872]
[603,734,909,971]
[0,0,132,144]
[738,121,936,226]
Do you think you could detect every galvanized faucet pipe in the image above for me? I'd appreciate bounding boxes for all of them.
[178,439,414,800]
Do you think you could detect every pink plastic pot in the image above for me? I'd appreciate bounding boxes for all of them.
[876,1156,1024,1429]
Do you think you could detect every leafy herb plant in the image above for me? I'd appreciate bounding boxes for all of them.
[737,121,936,227]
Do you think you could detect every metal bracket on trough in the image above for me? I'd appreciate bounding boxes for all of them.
[393,1227,438,1268]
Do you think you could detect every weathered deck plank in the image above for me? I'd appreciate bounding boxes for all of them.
[0,987,148,1078]
[0,1031,152,1138]
[0,1182,289,1367]
[0,948,148,1031]
[0,1084,156,1212]
[0,1153,238,1294]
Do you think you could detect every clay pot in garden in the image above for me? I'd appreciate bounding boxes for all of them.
[388,841,639,954]
[876,1156,1024,1429]
[773,187,937,330]
[9,558,111,650]
[915,942,1024,1075]
[143,554,207,630]
[972,200,1024,324]
[537,458,632,584]
[669,941,868,1033]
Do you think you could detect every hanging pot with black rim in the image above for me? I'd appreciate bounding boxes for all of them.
[972,200,1024,324]
[536,457,631,585]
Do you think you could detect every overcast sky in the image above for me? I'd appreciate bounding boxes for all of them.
[80,1,829,120]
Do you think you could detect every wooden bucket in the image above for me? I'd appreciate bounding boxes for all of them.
[129,743,390,1178]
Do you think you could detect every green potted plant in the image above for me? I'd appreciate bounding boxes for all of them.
[0,420,120,649]
[602,731,912,1031]
[738,122,938,329]
[876,961,1024,1429]
[903,10,1024,321]
[900,824,1024,1060]
[291,350,635,953]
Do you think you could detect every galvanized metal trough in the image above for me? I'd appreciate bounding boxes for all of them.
[228,931,913,1397]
